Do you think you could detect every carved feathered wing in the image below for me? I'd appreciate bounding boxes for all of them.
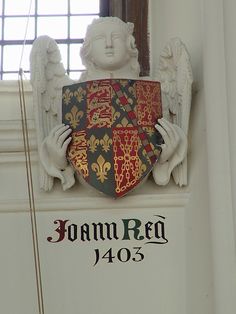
[30,35,75,191]
[158,38,193,186]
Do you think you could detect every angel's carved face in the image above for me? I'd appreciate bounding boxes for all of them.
[89,22,131,71]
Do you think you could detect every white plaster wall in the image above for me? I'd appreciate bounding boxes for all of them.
[201,1,236,312]
[149,1,236,313]
[223,0,236,241]
[149,0,203,89]
[150,1,213,313]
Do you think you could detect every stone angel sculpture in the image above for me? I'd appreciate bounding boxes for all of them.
[156,38,193,186]
[30,17,193,195]
[30,36,75,191]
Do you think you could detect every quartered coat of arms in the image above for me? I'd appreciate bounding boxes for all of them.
[30,17,193,197]
[62,79,162,197]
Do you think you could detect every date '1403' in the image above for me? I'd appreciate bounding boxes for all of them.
[94,247,144,266]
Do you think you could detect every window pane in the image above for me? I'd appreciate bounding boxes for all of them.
[37,17,67,38]
[5,0,34,15]
[19,45,32,71]
[70,44,84,70]
[3,45,31,71]
[58,44,68,69]
[70,0,99,14]
[4,17,35,40]
[69,71,83,81]
[38,0,67,15]
[0,1,101,80]
[70,15,98,39]
[18,71,30,80]
[3,45,21,71]
[0,18,2,40]
[2,73,20,80]
[22,72,30,80]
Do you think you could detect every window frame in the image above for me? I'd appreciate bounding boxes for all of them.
[0,0,100,80]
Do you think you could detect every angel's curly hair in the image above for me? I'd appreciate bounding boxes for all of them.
[80,17,140,77]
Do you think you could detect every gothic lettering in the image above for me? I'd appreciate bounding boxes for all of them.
[47,215,168,244]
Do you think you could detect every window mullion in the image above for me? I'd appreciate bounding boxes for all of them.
[1,0,5,79]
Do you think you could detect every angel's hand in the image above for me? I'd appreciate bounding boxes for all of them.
[155,118,180,164]
[45,124,72,170]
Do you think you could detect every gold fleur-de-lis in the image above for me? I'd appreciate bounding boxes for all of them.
[115,97,126,111]
[127,95,134,106]
[137,159,147,177]
[143,126,154,137]
[120,79,128,88]
[62,88,73,105]
[65,105,84,129]
[91,155,111,183]
[112,106,120,123]
[100,134,112,152]
[74,87,86,103]
[87,135,100,153]
[128,86,136,97]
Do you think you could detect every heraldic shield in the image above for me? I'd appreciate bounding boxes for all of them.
[62,79,163,198]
